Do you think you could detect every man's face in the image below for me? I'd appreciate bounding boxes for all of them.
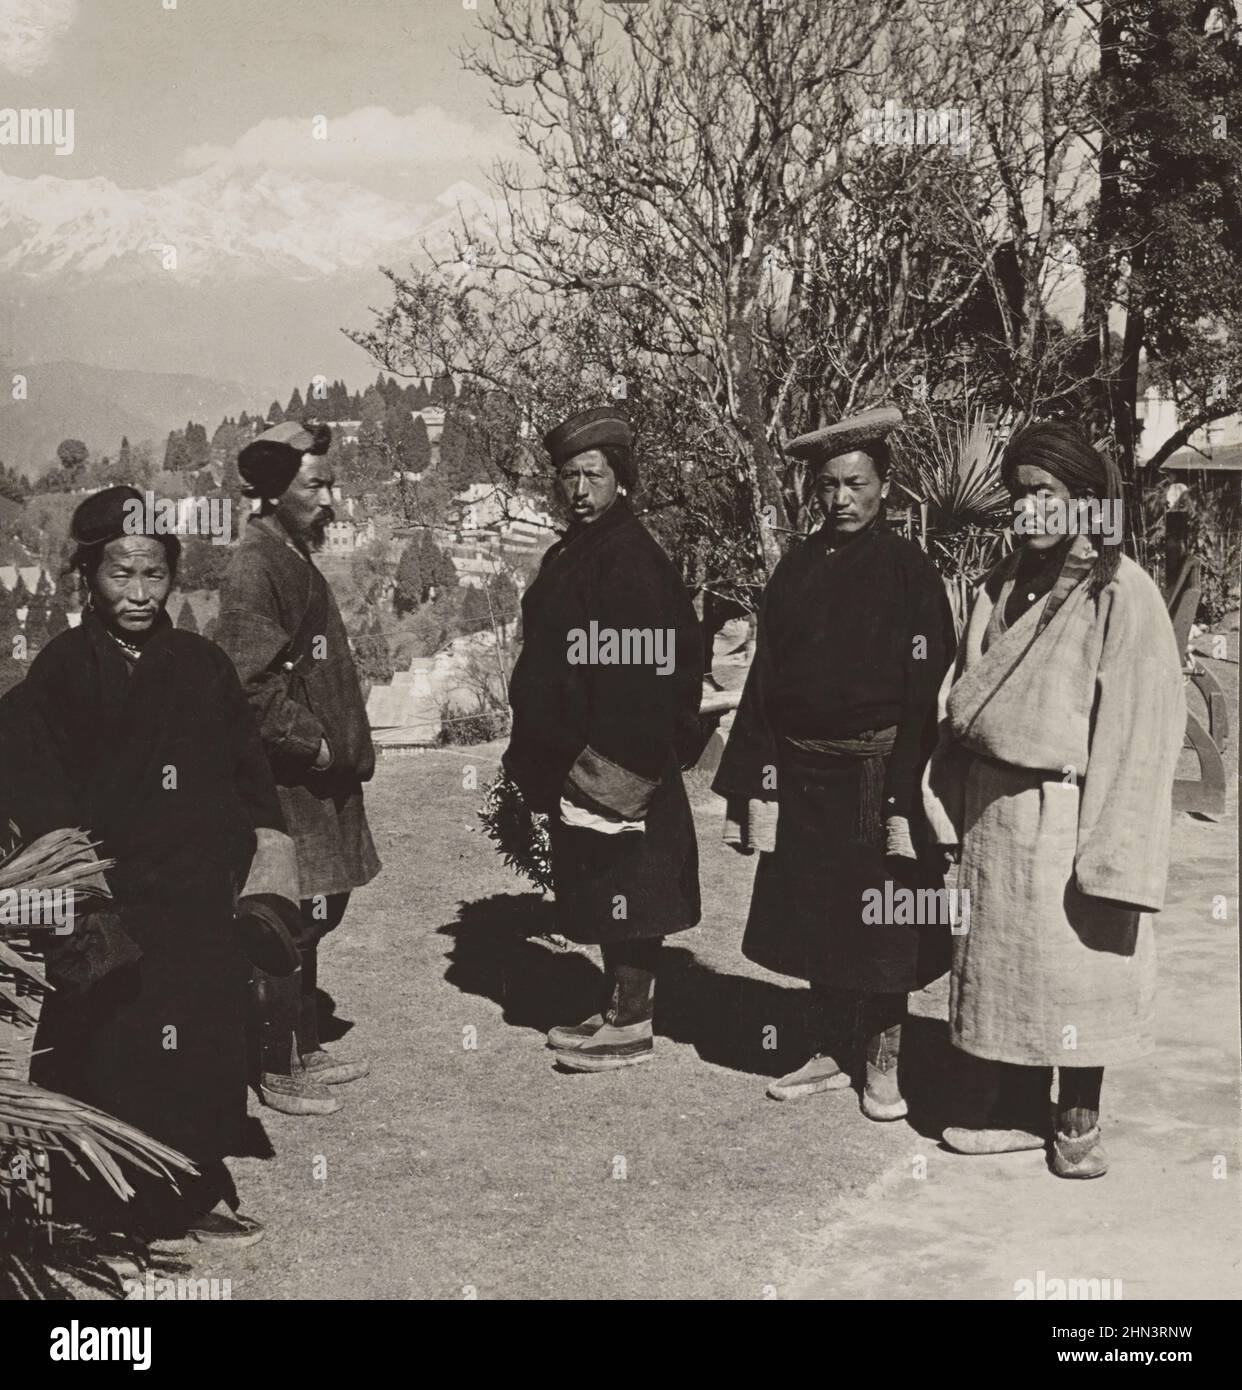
[556,448,618,525]
[1009,463,1072,552]
[814,449,888,533]
[275,454,336,547]
[93,536,172,635]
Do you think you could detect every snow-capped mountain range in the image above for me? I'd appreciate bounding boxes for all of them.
[0,168,496,282]
[0,168,504,437]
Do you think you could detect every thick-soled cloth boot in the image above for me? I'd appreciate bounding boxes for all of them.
[861,1016,907,1121]
[1051,1066,1106,1176]
[556,941,658,1072]
[260,1038,342,1116]
[767,984,858,1101]
[767,1052,854,1101]
[547,1014,607,1051]
[943,1063,1051,1152]
[1051,1126,1109,1179]
[942,1126,1047,1154]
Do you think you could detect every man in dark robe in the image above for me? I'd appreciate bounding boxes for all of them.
[215,423,380,1116]
[503,406,704,1071]
[3,485,300,1245]
[713,408,955,1119]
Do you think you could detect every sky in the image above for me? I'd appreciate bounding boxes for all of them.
[0,0,511,187]
[0,0,527,395]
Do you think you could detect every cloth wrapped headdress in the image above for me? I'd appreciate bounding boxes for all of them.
[1001,419,1123,596]
[543,406,636,490]
[237,421,332,500]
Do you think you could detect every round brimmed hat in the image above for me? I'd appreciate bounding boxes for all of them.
[543,406,636,488]
[786,406,903,466]
[69,484,146,548]
[237,420,331,500]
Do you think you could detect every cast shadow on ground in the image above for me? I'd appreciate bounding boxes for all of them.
[440,892,964,1109]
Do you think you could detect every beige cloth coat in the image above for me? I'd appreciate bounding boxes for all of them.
[923,541,1186,1066]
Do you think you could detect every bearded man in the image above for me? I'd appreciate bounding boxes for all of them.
[215,421,380,1116]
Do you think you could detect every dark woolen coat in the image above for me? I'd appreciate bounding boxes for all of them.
[2,612,284,1165]
[504,498,703,944]
[713,521,956,993]
[215,515,380,898]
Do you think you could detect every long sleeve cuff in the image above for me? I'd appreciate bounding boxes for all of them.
[239,827,301,903]
[565,745,659,821]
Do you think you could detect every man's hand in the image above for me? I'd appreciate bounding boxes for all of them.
[311,738,332,771]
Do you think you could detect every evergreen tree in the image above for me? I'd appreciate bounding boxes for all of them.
[329,380,352,420]
[393,538,424,615]
[352,608,393,689]
[286,386,305,420]
[238,410,252,430]
[411,380,431,410]
[266,400,285,425]
[357,388,390,484]
[185,422,211,470]
[384,403,420,474]
[163,430,190,471]
[349,391,364,416]
[117,436,133,480]
[430,375,457,406]
[460,582,490,626]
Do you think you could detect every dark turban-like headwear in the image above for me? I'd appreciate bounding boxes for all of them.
[1001,419,1123,595]
[69,484,181,574]
[237,421,331,500]
[543,406,636,490]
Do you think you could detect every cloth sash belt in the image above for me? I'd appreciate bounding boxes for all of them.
[783,725,898,846]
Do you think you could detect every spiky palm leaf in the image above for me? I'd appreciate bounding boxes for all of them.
[894,405,1014,634]
[0,825,197,1299]
[0,1071,198,1205]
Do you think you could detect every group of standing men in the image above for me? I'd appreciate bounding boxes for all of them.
[508,403,1185,1182]
[4,394,1185,1254]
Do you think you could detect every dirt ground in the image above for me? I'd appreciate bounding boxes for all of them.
[198,645,1240,1300]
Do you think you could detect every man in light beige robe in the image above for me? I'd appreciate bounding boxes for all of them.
[923,420,1186,1178]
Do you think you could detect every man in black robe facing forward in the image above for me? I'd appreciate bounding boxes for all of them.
[504,406,703,1071]
[714,408,955,1119]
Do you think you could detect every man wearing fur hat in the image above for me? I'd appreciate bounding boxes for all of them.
[504,406,704,1071]
[215,421,380,1116]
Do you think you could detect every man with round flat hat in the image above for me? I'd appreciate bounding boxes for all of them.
[215,420,380,1116]
[503,405,704,1071]
[714,404,956,1118]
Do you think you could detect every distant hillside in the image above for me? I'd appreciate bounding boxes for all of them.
[0,360,251,477]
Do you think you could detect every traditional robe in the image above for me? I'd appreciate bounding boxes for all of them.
[922,538,1187,1066]
[215,514,380,899]
[713,520,956,992]
[504,497,703,943]
[0,612,289,1167]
